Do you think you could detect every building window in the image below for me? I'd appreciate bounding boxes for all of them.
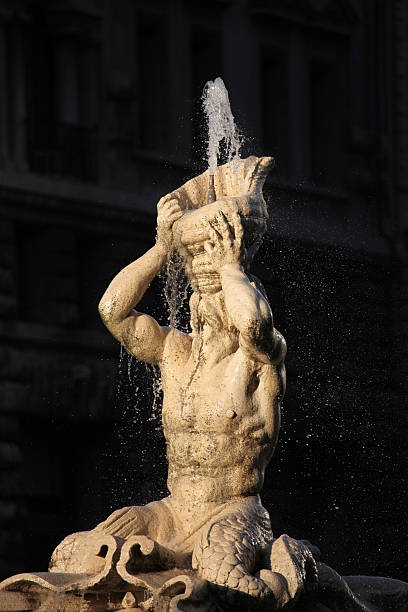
[261,46,290,179]
[136,11,169,151]
[25,8,99,181]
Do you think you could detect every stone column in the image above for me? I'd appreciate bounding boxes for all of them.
[101,0,136,187]
[0,18,8,168]
[289,28,310,181]
[393,0,408,247]
[10,21,27,171]
[221,0,260,143]
[168,0,191,158]
[0,219,25,578]
[0,11,27,171]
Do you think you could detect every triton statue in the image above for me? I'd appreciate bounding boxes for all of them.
[0,157,407,611]
[51,156,317,609]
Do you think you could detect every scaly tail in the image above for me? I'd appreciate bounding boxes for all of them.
[192,503,278,610]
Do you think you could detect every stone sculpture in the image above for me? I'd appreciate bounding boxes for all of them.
[0,156,407,611]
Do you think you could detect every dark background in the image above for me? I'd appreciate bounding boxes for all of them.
[0,0,407,583]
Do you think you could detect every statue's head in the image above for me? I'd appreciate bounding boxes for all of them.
[188,273,268,337]
[170,156,274,294]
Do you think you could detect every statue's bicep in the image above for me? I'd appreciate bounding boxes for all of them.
[119,312,168,365]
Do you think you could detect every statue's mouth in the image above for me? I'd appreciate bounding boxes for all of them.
[189,273,222,294]
[185,253,222,293]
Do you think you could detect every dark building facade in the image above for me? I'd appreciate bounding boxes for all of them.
[0,0,407,582]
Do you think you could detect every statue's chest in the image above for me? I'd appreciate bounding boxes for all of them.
[162,354,257,433]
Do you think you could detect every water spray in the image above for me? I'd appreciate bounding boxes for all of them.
[202,77,242,204]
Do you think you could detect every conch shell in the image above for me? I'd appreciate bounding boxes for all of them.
[170,156,274,292]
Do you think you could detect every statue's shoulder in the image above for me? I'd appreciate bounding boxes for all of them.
[234,346,278,370]
[162,327,192,362]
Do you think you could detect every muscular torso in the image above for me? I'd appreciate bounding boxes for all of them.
[160,329,284,514]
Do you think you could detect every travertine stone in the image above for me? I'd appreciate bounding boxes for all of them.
[0,157,407,611]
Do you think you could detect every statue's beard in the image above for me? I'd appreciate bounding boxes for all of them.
[190,291,237,335]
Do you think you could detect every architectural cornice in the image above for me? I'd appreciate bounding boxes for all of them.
[250,0,360,33]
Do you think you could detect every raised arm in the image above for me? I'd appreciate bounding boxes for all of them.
[98,195,183,365]
[204,210,286,365]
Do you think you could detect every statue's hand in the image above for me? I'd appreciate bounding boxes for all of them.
[204,209,246,272]
[156,193,183,253]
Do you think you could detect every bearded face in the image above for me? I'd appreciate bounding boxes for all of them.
[189,291,237,335]
[188,272,268,338]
